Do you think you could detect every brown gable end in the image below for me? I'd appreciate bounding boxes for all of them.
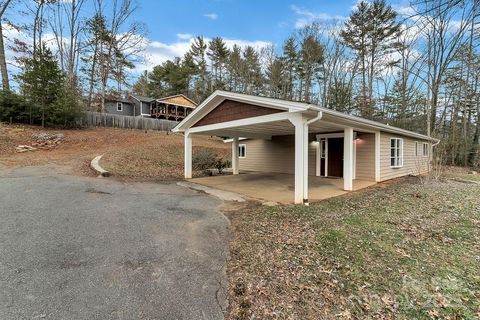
[159,95,197,107]
[192,99,283,127]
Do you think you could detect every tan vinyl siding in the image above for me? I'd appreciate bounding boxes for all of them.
[380,132,430,181]
[355,133,375,181]
[239,135,317,175]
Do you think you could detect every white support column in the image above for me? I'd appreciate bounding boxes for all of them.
[232,137,239,175]
[375,131,381,182]
[343,127,354,191]
[290,114,309,205]
[184,131,192,179]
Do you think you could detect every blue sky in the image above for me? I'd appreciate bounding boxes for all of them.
[127,0,409,72]
[4,0,411,82]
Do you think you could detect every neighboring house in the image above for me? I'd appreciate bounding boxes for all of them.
[105,97,135,116]
[150,94,198,121]
[131,95,155,116]
[173,91,440,204]
[105,94,197,119]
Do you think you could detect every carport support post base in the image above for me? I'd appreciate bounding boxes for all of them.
[185,132,192,179]
[232,137,239,175]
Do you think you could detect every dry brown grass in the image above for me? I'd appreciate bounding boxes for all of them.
[227,177,480,320]
[0,123,230,180]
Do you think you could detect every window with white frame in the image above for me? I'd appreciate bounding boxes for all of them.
[238,144,246,158]
[320,139,326,158]
[390,138,403,167]
[423,143,429,157]
[415,141,418,156]
[117,102,123,112]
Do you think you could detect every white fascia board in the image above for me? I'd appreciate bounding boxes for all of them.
[307,105,438,142]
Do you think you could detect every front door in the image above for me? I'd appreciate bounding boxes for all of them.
[328,138,344,177]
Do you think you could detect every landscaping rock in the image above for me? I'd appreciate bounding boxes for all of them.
[31,133,64,140]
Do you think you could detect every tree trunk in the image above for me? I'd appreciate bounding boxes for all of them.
[0,21,9,90]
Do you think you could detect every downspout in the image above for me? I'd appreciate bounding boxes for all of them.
[302,111,323,206]
[307,110,323,125]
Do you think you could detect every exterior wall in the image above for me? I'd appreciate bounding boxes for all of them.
[380,132,430,181]
[105,101,134,116]
[239,135,316,176]
[193,100,282,127]
[141,101,150,115]
[355,133,375,181]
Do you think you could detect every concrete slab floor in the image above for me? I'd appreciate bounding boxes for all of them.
[192,172,377,204]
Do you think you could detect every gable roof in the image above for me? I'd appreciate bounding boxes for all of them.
[173,90,438,142]
[157,94,198,108]
[130,94,155,103]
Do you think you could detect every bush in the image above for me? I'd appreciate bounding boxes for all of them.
[193,149,218,170]
[193,149,231,173]
[215,158,231,174]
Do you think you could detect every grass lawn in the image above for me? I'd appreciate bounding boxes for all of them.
[227,175,480,319]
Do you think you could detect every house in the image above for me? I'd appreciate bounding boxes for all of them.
[105,94,197,119]
[173,91,439,205]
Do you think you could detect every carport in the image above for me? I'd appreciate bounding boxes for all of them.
[173,91,386,205]
[192,172,376,204]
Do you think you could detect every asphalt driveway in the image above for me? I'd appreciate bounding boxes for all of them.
[0,166,229,320]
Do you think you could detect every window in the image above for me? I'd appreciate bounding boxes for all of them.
[320,139,326,158]
[116,102,123,112]
[415,141,418,156]
[238,144,246,158]
[390,138,403,168]
[423,143,429,157]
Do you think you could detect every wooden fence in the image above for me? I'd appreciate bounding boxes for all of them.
[79,112,178,131]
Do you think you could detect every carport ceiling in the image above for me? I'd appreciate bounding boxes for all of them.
[194,119,347,139]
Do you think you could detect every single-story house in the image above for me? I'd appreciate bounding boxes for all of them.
[172,91,439,204]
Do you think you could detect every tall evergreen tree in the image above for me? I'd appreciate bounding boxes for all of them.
[18,46,64,127]
[341,0,401,118]
[207,37,229,90]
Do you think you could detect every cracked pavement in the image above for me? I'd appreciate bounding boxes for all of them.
[0,166,229,319]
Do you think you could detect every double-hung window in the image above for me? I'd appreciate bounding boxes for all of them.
[117,102,123,112]
[390,138,403,168]
[423,143,429,157]
[238,144,246,158]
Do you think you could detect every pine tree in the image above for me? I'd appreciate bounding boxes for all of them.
[341,0,401,118]
[18,45,64,127]
[281,37,298,100]
[207,37,229,90]
[188,36,209,98]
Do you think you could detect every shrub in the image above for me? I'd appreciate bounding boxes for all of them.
[193,149,218,170]
[215,158,231,174]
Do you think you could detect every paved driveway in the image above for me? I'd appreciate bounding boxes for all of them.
[0,166,229,320]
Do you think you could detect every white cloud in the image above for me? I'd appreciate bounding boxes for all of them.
[204,13,218,20]
[135,37,271,73]
[176,33,193,40]
[290,5,345,28]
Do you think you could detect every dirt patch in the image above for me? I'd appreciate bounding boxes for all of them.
[0,124,230,180]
